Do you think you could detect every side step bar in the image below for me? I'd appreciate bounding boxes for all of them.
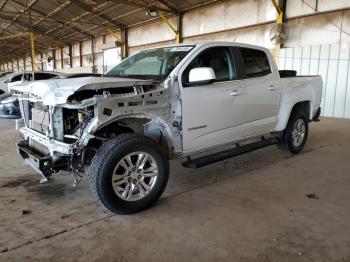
[182,138,277,169]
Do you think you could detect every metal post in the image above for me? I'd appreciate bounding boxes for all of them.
[177,12,183,43]
[52,50,56,70]
[79,42,83,67]
[29,32,35,71]
[91,38,96,73]
[69,45,73,68]
[40,53,44,70]
[60,47,64,69]
[121,28,128,59]
[271,0,285,63]
[159,11,180,44]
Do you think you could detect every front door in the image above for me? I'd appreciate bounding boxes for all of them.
[181,47,246,152]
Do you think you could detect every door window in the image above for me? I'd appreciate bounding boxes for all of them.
[240,48,271,78]
[23,73,33,81]
[34,73,56,80]
[182,47,236,86]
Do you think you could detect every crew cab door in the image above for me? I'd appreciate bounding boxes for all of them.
[238,47,281,136]
[180,46,246,152]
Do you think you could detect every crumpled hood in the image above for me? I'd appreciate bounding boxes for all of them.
[11,77,153,105]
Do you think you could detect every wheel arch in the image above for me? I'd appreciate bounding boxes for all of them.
[274,100,312,132]
[89,114,175,158]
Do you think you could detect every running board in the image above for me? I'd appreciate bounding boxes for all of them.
[182,138,277,169]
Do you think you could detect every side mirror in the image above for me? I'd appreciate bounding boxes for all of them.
[189,67,216,86]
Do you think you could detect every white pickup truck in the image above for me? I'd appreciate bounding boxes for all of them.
[7,42,322,214]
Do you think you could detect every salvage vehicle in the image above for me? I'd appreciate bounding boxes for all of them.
[0,73,100,119]
[8,42,322,214]
[0,71,14,78]
[0,71,64,95]
[52,73,102,79]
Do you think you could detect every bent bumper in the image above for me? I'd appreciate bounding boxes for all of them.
[17,141,53,183]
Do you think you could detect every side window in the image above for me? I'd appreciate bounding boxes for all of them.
[35,73,53,80]
[23,73,33,81]
[182,47,236,86]
[10,74,23,82]
[240,48,271,78]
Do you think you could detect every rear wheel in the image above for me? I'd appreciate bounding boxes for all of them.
[89,133,169,214]
[277,111,309,154]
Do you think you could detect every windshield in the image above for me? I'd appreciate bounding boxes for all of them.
[104,46,194,81]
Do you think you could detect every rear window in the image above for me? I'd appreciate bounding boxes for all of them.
[240,48,271,78]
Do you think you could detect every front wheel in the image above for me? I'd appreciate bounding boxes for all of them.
[89,133,169,214]
[277,111,309,154]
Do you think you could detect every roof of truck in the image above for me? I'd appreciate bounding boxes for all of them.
[142,41,271,53]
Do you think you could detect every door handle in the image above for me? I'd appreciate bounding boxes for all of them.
[268,85,278,91]
[230,90,242,96]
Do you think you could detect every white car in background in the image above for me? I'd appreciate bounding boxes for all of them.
[0,71,65,94]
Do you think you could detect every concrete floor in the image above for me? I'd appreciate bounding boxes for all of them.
[0,118,349,262]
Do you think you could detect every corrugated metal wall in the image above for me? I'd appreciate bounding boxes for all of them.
[278,42,350,119]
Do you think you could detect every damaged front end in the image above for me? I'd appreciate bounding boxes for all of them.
[16,100,95,183]
[13,76,181,184]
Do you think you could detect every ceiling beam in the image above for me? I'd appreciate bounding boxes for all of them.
[157,0,179,14]
[59,7,142,41]
[0,14,67,45]
[9,0,94,38]
[0,11,106,26]
[73,0,126,28]
[0,0,39,35]
[109,0,175,14]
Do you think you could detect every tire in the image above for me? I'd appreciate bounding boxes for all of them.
[89,133,169,214]
[277,110,309,154]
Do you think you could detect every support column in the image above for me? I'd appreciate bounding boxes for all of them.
[177,12,183,43]
[121,28,128,59]
[69,45,73,68]
[79,42,83,67]
[29,32,35,71]
[52,50,56,70]
[40,53,44,70]
[91,38,96,73]
[60,48,64,69]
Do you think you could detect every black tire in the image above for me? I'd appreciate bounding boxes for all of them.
[89,133,169,214]
[277,110,309,154]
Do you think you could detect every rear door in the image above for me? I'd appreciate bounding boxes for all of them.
[238,47,281,136]
[181,46,246,152]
